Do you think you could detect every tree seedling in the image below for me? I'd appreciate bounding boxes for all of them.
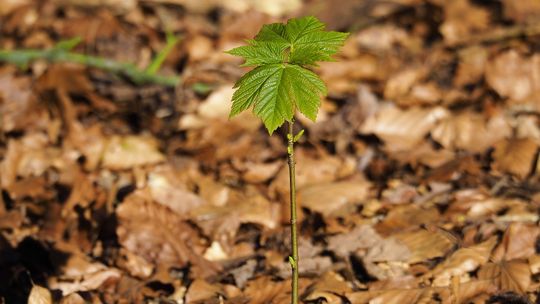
[226,16,348,304]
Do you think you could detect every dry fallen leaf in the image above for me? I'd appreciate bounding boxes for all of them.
[485,51,540,104]
[478,260,531,294]
[431,110,511,152]
[101,135,165,170]
[439,0,490,45]
[361,105,449,152]
[501,0,540,23]
[28,285,52,304]
[431,236,497,287]
[147,166,206,216]
[304,271,352,303]
[492,222,540,261]
[185,279,223,303]
[395,229,455,264]
[454,46,488,87]
[298,180,370,217]
[116,191,220,277]
[492,138,538,179]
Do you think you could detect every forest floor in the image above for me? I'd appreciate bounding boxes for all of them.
[1,0,540,303]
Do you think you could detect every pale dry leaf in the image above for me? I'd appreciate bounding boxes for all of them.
[431,237,498,287]
[328,225,410,263]
[478,261,531,293]
[198,85,235,120]
[431,111,511,152]
[242,161,282,183]
[186,35,214,63]
[395,229,455,264]
[361,105,449,152]
[485,51,540,103]
[318,56,380,93]
[101,135,165,170]
[492,138,538,178]
[298,180,370,217]
[390,141,455,168]
[529,255,540,274]
[220,0,301,16]
[120,249,154,279]
[439,0,490,45]
[384,68,424,101]
[28,285,52,304]
[355,25,410,52]
[191,185,279,238]
[147,167,206,216]
[408,82,441,105]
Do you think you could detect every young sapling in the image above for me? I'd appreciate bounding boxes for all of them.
[226,16,348,304]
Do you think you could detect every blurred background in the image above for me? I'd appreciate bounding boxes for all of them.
[2,0,540,303]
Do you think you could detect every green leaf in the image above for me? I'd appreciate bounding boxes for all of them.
[230,63,326,134]
[226,16,347,134]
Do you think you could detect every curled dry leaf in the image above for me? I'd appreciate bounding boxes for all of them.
[431,111,511,153]
[478,261,531,294]
[298,180,370,217]
[361,105,449,152]
[101,135,165,170]
[486,51,540,104]
[492,138,538,179]
[431,236,497,287]
[28,285,52,304]
[116,191,220,277]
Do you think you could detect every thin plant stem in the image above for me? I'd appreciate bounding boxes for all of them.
[287,120,299,304]
[0,48,180,87]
